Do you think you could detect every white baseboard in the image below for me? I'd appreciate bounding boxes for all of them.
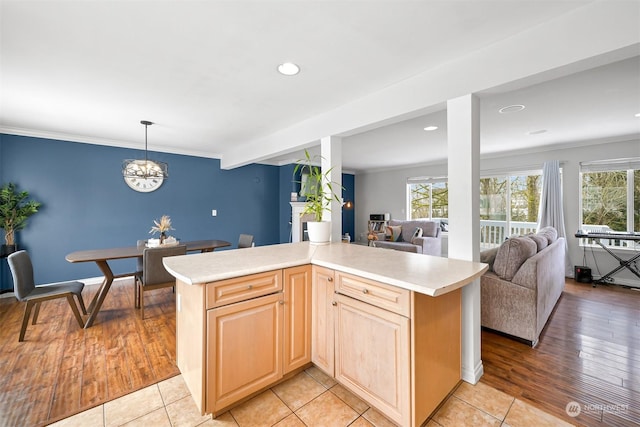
[592,276,640,289]
[0,275,132,299]
[461,360,484,385]
[79,276,136,286]
[81,276,108,286]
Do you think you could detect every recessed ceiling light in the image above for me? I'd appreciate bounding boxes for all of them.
[423,126,438,131]
[528,129,547,135]
[277,62,300,76]
[498,105,525,114]
[635,112,640,117]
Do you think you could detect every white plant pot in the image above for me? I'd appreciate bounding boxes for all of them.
[306,221,331,245]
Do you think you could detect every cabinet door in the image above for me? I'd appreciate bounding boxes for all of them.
[334,293,410,427]
[283,265,312,374]
[311,265,335,376]
[206,292,283,412]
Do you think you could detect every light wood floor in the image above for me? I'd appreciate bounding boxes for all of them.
[481,280,640,427]
[0,278,179,427]
[0,278,638,426]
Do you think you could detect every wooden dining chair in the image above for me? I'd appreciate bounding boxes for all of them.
[7,250,87,342]
[238,234,254,248]
[136,244,186,319]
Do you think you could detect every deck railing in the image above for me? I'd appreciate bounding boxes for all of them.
[479,220,538,249]
[478,221,637,250]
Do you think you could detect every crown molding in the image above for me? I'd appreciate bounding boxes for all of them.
[0,126,223,160]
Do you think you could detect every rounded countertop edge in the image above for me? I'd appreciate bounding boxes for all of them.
[162,242,488,297]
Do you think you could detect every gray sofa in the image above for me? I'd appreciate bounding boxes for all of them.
[373,219,441,256]
[480,226,565,347]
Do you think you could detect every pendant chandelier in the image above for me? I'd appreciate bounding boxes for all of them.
[122,120,169,180]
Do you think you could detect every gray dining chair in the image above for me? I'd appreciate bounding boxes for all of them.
[7,250,87,342]
[134,239,146,308]
[238,234,254,248]
[136,244,186,319]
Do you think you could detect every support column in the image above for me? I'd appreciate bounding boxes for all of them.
[447,94,483,384]
[320,136,342,243]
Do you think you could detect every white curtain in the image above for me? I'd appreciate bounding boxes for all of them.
[537,160,572,276]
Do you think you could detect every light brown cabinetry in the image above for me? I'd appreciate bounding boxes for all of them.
[314,269,462,427]
[206,292,282,410]
[311,265,335,375]
[283,265,312,374]
[335,292,410,425]
[177,267,311,416]
[206,270,282,309]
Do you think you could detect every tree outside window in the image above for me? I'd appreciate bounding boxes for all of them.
[582,171,627,231]
[634,170,640,232]
[409,172,541,244]
[408,181,448,221]
[510,175,541,223]
[479,173,541,245]
[479,177,507,221]
[579,159,639,248]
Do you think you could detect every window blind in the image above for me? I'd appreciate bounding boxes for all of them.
[580,157,640,172]
[407,176,447,184]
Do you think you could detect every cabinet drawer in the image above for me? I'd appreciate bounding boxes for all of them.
[206,270,283,309]
[335,271,410,317]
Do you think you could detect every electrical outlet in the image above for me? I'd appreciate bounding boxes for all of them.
[211,209,217,217]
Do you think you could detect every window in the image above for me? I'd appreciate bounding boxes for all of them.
[580,158,640,247]
[407,170,542,242]
[407,178,448,227]
[479,171,542,247]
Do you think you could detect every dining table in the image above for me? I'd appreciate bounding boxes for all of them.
[66,239,231,328]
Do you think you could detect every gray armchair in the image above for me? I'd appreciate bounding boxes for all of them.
[373,219,442,255]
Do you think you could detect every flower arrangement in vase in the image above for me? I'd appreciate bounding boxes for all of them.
[149,215,176,246]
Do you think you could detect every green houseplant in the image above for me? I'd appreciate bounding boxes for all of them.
[0,183,41,256]
[293,150,343,243]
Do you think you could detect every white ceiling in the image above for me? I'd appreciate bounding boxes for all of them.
[335,56,640,172]
[1,1,639,173]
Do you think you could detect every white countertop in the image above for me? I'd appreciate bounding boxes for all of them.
[163,242,488,297]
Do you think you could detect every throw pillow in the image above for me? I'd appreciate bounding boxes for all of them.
[385,225,402,242]
[493,236,537,281]
[411,227,423,244]
[527,233,548,252]
[480,247,499,271]
[537,226,558,244]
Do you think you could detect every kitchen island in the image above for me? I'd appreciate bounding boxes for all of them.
[163,242,487,426]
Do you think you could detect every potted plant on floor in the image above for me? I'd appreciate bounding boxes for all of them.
[0,183,42,256]
[293,150,343,244]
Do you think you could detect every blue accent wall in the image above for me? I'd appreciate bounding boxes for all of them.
[0,133,357,288]
[0,133,281,286]
[278,164,297,243]
[342,173,355,240]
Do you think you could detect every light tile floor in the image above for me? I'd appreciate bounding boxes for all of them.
[48,366,575,427]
